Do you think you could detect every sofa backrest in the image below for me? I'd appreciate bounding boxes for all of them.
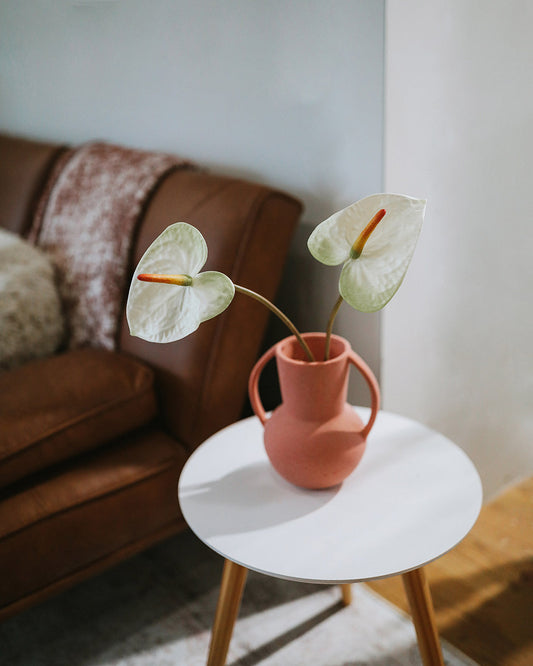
[0,134,67,236]
[1,133,302,450]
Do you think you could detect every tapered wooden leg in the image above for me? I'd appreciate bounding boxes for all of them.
[340,583,352,606]
[402,567,444,666]
[207,559,248,666]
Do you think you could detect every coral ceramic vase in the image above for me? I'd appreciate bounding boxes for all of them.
[248,332,380,489]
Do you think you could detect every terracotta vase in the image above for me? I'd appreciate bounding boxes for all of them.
[248,332,380,489]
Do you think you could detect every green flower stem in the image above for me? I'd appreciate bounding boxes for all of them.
[324,294,344,361]
[234,285,315,362]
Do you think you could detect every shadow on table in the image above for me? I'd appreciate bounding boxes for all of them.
[180,461,340,537]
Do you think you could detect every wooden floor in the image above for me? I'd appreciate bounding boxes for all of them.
[367,476,533,666]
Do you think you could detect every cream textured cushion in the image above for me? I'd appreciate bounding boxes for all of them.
[0,229,65,370]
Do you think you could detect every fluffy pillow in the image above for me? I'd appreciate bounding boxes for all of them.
[0,228,65,371]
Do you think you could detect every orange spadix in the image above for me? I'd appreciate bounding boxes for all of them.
[350,209,386,259]
[138,273,192,286]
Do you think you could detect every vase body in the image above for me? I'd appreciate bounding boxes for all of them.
[248,333,380,489]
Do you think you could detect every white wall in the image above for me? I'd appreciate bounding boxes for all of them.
[0,0,385,403]
[384,1,533,500]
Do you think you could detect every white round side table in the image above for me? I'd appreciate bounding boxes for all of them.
[178,409,482,666]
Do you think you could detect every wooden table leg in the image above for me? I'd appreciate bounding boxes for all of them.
[340,583,352,606]
[402,567,444,666]
[207,559,248,666]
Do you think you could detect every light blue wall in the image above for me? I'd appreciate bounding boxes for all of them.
[0,0,385,400]
[0,0,384,221]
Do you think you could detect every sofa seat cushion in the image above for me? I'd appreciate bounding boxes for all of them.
[0,427,188,611]
[0,348,157,489]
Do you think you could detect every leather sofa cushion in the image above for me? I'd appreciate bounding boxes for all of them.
[0,427,188,610]
[0,349,157,489]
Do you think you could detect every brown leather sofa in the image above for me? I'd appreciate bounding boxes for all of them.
[0,133,302,620]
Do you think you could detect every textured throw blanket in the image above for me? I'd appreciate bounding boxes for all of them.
[30,142,193,350]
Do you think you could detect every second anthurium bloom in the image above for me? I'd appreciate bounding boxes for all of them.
[307,193,426,312]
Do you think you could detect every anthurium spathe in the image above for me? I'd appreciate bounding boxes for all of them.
[126,223,235,343]
[307,193,426,312]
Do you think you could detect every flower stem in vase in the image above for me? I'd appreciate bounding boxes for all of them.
[234,285,315,362]
[324,294,344,361]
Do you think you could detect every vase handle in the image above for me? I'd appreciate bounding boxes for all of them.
[348,349,380,439]
[248,344,277,426]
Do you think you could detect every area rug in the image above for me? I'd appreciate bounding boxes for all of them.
[0,530,477,665]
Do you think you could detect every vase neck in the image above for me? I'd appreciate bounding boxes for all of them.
[275,334,350,420]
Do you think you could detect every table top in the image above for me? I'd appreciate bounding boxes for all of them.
[178,409,482,584]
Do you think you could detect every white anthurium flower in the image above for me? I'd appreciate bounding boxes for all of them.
[126,222,235,343]
[308,193,426,312]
